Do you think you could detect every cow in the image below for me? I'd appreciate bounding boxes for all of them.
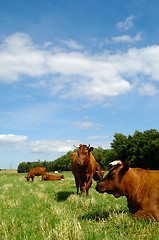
[95,160,159,221]
[25,167,46,182]
[93,162,105,181]
[43,174,65,181]
[71,144,104,196]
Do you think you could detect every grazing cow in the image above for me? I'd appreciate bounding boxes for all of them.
[96,160,159,221]
[71,144,104,196]
[25,167,46,182]
[43,174,65,181]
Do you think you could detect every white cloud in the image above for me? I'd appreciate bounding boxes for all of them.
[138,83,158,96]
[44,41,53,48]
[29,138,112,154]
[0,134,27,147]
[0,33,49,82]
[61,39,83,50]
[29,139,76,154]
[112,32,142,43]
[0,32,159,102]
[118,45,159,82]
[117,15,134,31]
[0,133,110,154]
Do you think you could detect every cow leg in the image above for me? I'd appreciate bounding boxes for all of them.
[80,182,85,195]
[75,177,79,194]
[86,176,93,196]
[86,181,92,196]
[31,176,34,181]
[132,209,158,221]
[41,175,45,181]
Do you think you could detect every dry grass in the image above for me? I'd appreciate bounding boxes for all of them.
[0,169,17,174]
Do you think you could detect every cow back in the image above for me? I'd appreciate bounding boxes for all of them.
[29,167,46,176]
[43,174,65,181]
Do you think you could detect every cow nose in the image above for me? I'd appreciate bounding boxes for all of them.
[77,161,81,166]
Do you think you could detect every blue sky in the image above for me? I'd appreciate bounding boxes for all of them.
[0,0,159,169]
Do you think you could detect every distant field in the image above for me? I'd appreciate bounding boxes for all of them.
[0,171,158,240]
[0,169,17,174]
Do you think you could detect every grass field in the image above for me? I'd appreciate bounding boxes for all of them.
[0,171,158,240]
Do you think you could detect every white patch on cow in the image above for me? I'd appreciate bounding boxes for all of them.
[109,160,122,166]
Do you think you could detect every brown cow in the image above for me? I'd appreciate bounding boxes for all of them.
[43,174,65,181]
[25,167,46,182]
[96,160,159,220]
[93,162,105,181]
[71,144,104,196]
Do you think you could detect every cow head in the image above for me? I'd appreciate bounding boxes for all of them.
[76,144,94,166]
[93,170,105,181]
[42,173,48,180]
[25,176,30,182]
[93,162,105,181]
[95,160,130,198]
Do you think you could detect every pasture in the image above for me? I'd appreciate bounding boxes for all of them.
[0,171,158,240]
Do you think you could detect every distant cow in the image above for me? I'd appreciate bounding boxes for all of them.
[25,167,46,182]
[71,144,104,196]
[43,174,65,181]
[96,160,159,220]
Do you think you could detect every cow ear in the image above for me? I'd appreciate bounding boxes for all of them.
[122,161,130,172]
[88,147,94,153]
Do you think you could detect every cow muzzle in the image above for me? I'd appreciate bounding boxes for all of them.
[77,161,81,166]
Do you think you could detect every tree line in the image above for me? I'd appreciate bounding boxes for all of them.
[18,129,159,173]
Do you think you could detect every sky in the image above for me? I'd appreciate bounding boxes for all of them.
[0,0,159,169]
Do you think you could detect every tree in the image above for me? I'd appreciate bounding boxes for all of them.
[101,149,118,169]
[110,133,130,162]
[111,129,159,169]
[92,147,105,166]
[130,129,159,169]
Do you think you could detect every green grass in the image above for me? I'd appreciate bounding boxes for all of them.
[0,172,158,240]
